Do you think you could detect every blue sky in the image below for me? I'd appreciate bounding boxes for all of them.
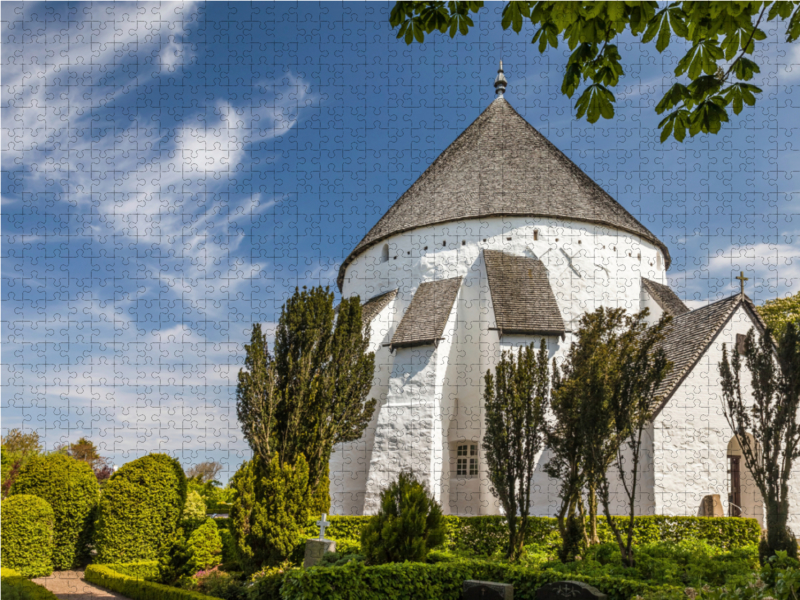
[2,2,799,481]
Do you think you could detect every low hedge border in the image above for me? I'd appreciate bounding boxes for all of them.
[301,515,760,554]
[0,574,61,600]
[280,558,684,600]
[96,561,160,581]
[84,565,218,600]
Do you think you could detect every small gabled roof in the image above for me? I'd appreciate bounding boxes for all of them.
[338,96,670,290]
[642,278,690,317]
[484,250,565,336]
[390,277,462,349]
[653,294,766,417]
[361,289,398,325]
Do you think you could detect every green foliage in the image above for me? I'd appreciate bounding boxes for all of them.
[483,340,549,560]
[757,292,800,341]
[246,562,299,600]
[94,453,188,564]
[184,491,208,523]
[317,552,365,568]
[192,566,245,600]
[11,452,99,569]
[281,557,683,600]
[250,454,311,567]
[0,574,61,600]
[84,564,220,600]
[186,519,224,574]
[388,2,800,142]
[236,287,377,496]
[1,429,42,497]
[720,323,800,562]
[229,460,256,569]
[101,561,160,581]
[360,471,445,564]
[0,494,55,577]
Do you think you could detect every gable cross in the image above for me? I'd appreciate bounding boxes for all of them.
[735,271,749,295]
[316,513,330,540]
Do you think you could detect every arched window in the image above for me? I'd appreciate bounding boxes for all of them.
[381,244,389,263]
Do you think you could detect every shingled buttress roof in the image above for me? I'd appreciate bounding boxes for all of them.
[652,294,767,417]
[390,277,462,349]
[484,250,565,336]
[338,97,670,290]
[361,289,397,325]
[642,278,690,317]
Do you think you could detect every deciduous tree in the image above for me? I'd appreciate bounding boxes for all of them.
[719,323,800,562]
[389,1,800,142]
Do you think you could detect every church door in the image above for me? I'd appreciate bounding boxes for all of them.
[728,455,742,517]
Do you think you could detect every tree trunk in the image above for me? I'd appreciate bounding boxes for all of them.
[588,484,599,545]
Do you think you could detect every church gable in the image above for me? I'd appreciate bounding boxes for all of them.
[390,277,462,349]
[483,249,564,336]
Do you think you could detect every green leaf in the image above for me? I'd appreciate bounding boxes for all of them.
[732,57,760,81]
[502,1,531,33]
[655,83,691,114]
[532,21,559,52]
[676,39,723,80]
[575,84,616,123]
[658,109,689,143]
[722,82,761,114]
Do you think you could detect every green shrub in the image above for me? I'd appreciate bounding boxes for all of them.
[186,519,223,574]
[360,471,445,565]
[192,566,245,600]
[100,561,160,581]
[281,558,683,600]
[184,491,207,524]
[317,552,365,568]
[84,564,219,600]
[0,574,61,600]
[1,494,55,577]
[94,453,188,563]
[245,562,299,600]
[11,453,98,569]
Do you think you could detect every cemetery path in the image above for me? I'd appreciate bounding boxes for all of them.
[33,571,130,600]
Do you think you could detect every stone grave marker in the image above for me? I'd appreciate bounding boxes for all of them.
[463,580,513,600]
[303,513,336,568]
[535,581,607,600]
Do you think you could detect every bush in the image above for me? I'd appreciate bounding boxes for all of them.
[94,453,188,563]
[11,453,98,569]
[360,471,445,565]
[281,558,683,600]
[1,494,55,577]
[245,562,299,600]
[184,491,207,524]
[186,519,224,574]
[85,564,220,600]
[0,574,61,600]
[101,561,160,580]
[192,566,245,600]
[317,552,365,568]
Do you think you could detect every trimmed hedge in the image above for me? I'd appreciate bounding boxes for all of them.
[1,494,55,577]
[94,453,188,563]
[84,565,218,600]
[281,558,683,600]
[302,515,760,556]
[0,574,61,600]
[11,453,99,569]
[99,561,160,580]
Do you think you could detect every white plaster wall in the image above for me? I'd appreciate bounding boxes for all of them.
[338,216,668,516]
[653,305,769,528]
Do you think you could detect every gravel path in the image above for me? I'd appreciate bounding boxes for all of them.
[32,571,128,600]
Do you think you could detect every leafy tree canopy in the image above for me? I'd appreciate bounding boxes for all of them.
[389,1,800,142]
[757,290,800,341]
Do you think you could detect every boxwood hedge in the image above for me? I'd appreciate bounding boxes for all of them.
[84,564,218,600]
[11,453,99,569]
[94,453,188,564]
[0,494,55,577]
[0,573,61,600]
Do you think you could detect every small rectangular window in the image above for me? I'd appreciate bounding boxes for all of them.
[456,458,467,476]
[736,333,746,355]
[469,458,478,476]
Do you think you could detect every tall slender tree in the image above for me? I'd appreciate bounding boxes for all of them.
[236,286,377,495]
[483,340,550,561]
[719,322,800,562]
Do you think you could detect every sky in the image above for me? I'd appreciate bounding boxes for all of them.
[2,2,799,482]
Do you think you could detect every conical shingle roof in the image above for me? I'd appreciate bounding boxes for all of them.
[338,97,670,290]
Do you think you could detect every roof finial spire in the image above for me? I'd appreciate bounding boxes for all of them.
[494,60,507,97]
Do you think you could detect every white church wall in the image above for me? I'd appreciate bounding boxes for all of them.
[339,215,669,517]
[653,304,767,528]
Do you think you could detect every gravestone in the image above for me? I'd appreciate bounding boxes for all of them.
[303,513,336,568]
[535,581,607,600]
[463,580,513,600]
[699,494,723,517]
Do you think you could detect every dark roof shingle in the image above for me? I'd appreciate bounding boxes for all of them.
[390,278,462,349]
[484,250,565,335]
[361,289,397,325]
[653,294,765,415]
[338,97,670,290]
[642,278,690,317]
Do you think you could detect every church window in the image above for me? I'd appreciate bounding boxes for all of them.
[424,246,428,251]
[455,443,478,477]
[637,252,641,261]
[657,253,662,269]
[381,244,389,263]
[507,237,512,241]
[443,240,447,247]
[534,230,539,241]
[736,333,746,355]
